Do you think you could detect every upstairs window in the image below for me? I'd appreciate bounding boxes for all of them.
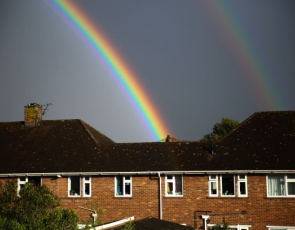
[209,175,218,197]
[208,174,247,197]
[165,175,183,196]
[221,174,235,197]
[287,175,295,196]
[68,176,81,197]
[267,227,295,230]
[18,177,41,193]
[83,176,91,197]
[115,176,132,197]
[238,175,247,197]
[18,177,28,192]
[267,174,295,197]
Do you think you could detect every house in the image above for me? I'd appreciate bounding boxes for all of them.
[0,103,295,230]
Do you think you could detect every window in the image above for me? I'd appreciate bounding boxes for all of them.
[83,176,91,197]
[238,175,247,197]
[209,175,218,197]
[267,174,295,197]
[209,224,250,230]
[287,175,295,196]
[221,174,235,196]
[68,176,81,197]
[115,176,132,197]
[267,227,295,230]
[208,174,247,197]
[165,175,183,196]
[18,177,28,192]
[18,176,41,193]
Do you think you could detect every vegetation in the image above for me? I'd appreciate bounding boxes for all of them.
[200,117,240,142]
[0,181,78,230]
[80,201,105,229]
[120,220,135,230]
[211,218,230,230]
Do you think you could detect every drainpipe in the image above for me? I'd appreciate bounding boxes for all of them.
[202,215,210,230]
[157,172,162,220]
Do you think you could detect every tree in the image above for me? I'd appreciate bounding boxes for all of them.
[0,181,78,230]
[200,117,240,142]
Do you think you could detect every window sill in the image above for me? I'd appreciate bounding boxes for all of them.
[62,196,90,199]
[267,196,295,198]
[165,195,184,198]
[115,196,132,198]
[207,196,248,199]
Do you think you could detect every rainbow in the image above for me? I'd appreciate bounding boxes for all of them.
[46,0,170,141]
[202,1,284,110]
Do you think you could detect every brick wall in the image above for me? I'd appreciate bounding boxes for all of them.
[1,174,295,229]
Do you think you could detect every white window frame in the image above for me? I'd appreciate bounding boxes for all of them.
[165,175,183,197]
[208,224,251,230]
[18,177,28,193]
[221,174,235,197]
[267,174,295,197]
[267,226,295,230]
[209,175,218,197]
[17,176,42,194]
[83,176,91,197]
[115,176,132,197]
[68,176,81,197]
[286,174,295,196]
[238,174,248,197]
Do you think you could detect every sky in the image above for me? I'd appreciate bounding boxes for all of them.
[0,0,294,143]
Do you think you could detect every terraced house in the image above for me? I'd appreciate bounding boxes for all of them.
[0,103,294,230]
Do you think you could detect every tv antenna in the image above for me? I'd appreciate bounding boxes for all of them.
[42,103,52,116]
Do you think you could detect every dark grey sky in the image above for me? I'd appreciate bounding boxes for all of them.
[0,0,294,142]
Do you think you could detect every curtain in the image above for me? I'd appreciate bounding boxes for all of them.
[268,175,285,196]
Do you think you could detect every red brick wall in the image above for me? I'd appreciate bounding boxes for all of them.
[1,174,295,229]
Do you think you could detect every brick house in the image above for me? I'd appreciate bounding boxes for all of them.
[0,103,294,230]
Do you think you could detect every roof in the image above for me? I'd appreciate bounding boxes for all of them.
[215,111,295,170]
[0,111,294,175]
[0,119,114,174]
[112,217,195,230]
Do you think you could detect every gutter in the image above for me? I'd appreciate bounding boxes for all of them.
[1,170,295,177]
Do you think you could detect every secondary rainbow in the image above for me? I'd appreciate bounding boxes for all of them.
[202,1,284,110]
[47,0,170,141]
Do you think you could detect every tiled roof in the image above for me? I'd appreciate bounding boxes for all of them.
[215,111,295,170]
[0,119,114,174]
[0,111,294,174]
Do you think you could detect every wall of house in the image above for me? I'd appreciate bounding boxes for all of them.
[1,174,295,229]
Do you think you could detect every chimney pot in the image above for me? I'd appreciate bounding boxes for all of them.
[165,135,171,142]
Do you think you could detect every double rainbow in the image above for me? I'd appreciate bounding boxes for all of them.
[202,1,284,110]
[47,0,170,141]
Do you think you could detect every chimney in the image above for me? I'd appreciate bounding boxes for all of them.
[24,103,42,126]
[165,135,171,142]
